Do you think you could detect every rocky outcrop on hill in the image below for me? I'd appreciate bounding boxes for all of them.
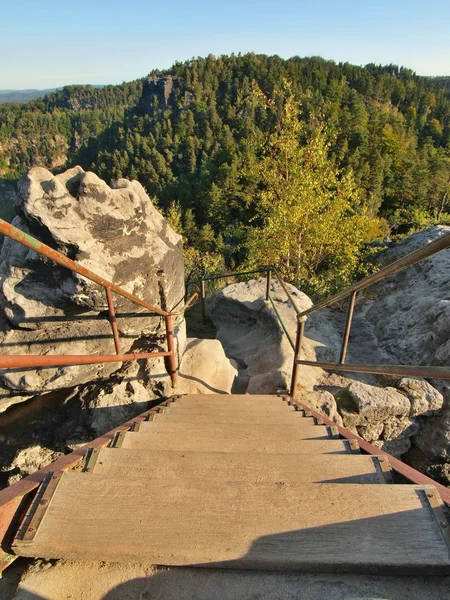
[140,76,193,114]
[0,166,185,395]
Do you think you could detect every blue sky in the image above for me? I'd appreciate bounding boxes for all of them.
[1,0,449,88]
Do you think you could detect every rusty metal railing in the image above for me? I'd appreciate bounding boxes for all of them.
[192,232,450,393]
[0,218,198,386]
[290,232,450,393]
[192,266,299,350]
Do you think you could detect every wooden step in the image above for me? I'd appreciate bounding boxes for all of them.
[176,394,285,407]
[152,410,307,425]
[161,403,298,414]
[92,448,391,483]
[152,409,308,426]
[120,431,354,454]
[13,474,450,573]
[138,421,332,440]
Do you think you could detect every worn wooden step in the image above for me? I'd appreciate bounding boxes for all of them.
[120,430,354,454]
[91,448,391,483]
[13,474,450,574]
[151,410,306,425]
[152,409,306,426]
[175,394,285,407]
[138,421,332,441]
[162,402,298,413]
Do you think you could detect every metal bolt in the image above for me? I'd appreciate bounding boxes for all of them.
[52,475,58,480]
[40,499,48,506]
[440,521,448,528]
[427,492,434,498]
[28,527,34,532]
[379,457,385,463]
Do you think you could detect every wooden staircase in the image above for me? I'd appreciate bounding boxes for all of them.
[12,394,450,574]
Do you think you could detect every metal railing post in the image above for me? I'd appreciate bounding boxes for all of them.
[105,286,122,355]
[265,269,271,300]
[201,279,207,324]
[339,290,357,364]
[290,315,306,397]
[164,314,177,388]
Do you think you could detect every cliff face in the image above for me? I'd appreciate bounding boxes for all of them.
[365,226,450,367]
[140,75,193,114]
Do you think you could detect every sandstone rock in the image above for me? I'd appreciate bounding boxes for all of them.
[426,462,450,487]
[4,445,62,485]
[372,437,411,457]
[85,379,152,437]
[0,166,185,392]
[335,389,367,429]
[246,371,288,395]
[347,381,410,420]
[61,357,161,439]
[0,380,35,413]
[381,417,420,441]
[412,404,450,462]
[365,225,450,366]
[357,422,384,442]
[403,444,450,487]
[301,390,343,425]
[397,377,443,416]
[208,278,342,394]
[178,338,238,395]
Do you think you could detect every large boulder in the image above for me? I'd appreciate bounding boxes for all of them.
[397,377,443,416]
[208,278,342,395]
[365,225,450,366]
[0,167,185,393]
[346,381,411,421]
[178,338,238,394]
[413,403,450,462]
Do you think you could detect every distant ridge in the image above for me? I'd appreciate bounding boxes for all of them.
[0,85,105,104]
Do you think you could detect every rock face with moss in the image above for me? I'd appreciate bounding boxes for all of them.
[0,166,185,395]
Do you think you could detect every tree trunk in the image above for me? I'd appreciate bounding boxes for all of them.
[437,191,448,222]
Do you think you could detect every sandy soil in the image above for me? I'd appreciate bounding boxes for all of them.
[1,559,449,600]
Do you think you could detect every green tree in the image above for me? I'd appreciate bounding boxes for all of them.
[165,201,183,234]
[245,81,385,296]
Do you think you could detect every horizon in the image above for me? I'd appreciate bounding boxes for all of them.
[1,0,449,89]
[0,53,449,93]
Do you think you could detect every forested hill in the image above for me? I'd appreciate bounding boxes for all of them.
[0,55,449,293]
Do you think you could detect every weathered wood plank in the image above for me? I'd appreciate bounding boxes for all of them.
[13,475,450,573]
[176,395,285,407]
[121,431,352,454]
[92,448,389,483]
[153,411,306,424]
[139,421,331,440]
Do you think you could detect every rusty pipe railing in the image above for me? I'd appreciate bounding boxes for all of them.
[291,232,450,394]
[192,233,450,394]
[0,219,170,316]
[296,232,450,319]
[0,218,198,386]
